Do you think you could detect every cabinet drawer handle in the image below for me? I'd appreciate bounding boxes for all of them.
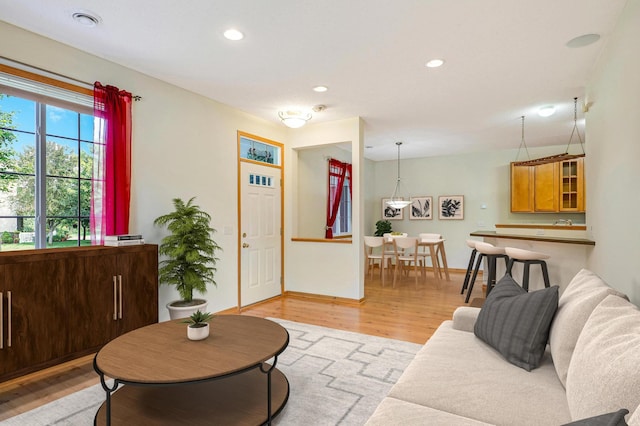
[1,291,3,349]
[7,291,11,348]
[118,275,123,320]
[113,276,117,321]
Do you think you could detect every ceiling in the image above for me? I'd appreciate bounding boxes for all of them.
[0,0,628,161]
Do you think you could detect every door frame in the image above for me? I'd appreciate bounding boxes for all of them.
[236,131,285,310]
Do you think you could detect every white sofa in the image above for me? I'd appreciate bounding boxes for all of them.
[366,269,640,426]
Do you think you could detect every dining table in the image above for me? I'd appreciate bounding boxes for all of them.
[383,235,450,281]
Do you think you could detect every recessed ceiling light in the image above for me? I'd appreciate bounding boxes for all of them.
[71,11,101,27]
[425,59,445,68]
[313,85,328,93]
[538,105,556,117]
[566,33,600,48]
[223,29,244,41]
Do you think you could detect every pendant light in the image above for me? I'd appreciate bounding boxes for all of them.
[564,97,585,155]
[386,142,412,209]
[514,115,530,162]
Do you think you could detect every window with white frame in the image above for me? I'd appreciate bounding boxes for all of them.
[0,67,94,251]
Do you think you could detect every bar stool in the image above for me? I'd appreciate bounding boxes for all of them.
[465,242,509,303]
[460,240,479,296]
[505,247,551,291]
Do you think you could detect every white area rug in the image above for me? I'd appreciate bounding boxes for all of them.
[1,318,422,425]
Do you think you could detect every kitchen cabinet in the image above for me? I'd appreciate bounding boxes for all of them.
[510,157,585,213]
[560,158,585,212]
[533,162,559,212]
[0,245,158,382]
[510,164,533,212]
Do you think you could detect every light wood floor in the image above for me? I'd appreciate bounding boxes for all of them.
[0,268,483,421]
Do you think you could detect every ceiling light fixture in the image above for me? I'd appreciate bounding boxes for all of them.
[223,29,244,41]
[278,110,312,128]
[425,59,445,68]
[386,142,412,209]
[313,85,328,92]
[71,11,101,27]
[538,105,556,117]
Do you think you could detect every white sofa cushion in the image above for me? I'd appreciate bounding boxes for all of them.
[549,269,628,387]
[388,321,571,425]
[365,396,493,425]
[566,295,640,421]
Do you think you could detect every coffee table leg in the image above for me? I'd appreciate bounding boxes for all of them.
[93,355,120,426]
[260,356,279,425]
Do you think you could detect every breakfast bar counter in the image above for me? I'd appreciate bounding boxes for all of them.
[469,230,595,246]
[469,225,595,293]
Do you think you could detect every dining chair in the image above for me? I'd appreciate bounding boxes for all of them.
[382,232,408,257]
[417,233,443,279]
[363,236,392,286]
[392,236,419,288]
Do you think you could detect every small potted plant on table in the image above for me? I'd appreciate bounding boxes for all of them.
[183,310,214,341]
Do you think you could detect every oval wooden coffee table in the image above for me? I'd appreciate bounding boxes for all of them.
[93,315,289,425]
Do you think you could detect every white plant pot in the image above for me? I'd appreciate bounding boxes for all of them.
[187,323,209,341]
[166,299,208,320]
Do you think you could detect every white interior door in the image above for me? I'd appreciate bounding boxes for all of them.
[240,161,282,307]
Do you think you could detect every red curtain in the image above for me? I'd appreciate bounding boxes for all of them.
[91,82,132,244]
[325,159,351,238]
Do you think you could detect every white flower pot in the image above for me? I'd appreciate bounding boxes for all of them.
[166,299,208,320]
[187,323,209,341]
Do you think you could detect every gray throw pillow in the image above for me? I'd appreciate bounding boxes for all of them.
[562,409,629,426]
[474,274,559,371]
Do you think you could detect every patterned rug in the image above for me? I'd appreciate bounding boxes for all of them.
[1,318,422,425]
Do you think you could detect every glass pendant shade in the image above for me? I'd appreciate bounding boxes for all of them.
[386,142,412,209]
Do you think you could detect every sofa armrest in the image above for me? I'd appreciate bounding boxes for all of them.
[452,306,481,332]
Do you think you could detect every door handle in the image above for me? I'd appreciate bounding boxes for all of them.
[7,291,11,347]
[242,243,250,248]
[113,276,118,320]
[118,275,123,319]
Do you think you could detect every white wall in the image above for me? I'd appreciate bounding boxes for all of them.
[372,145,587,270]
[585,0,640,305]
[0,22,287,320]
[286,118,365,300]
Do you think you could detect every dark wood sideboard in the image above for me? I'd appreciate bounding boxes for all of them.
[0,244,158,382]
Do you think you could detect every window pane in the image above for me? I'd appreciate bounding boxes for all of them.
[80,142,94,179]
[46,137,79,178]
[46,105,79,139]
[8,174,36,216]
[0,95,36,133]
[79,113,94,142]
[46,176,79,218]
[80,179,91,217]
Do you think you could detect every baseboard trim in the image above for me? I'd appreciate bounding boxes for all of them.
[284,291,365,305]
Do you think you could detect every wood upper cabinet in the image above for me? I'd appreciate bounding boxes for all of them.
[510,164,534,212]
[510,157,585,213]
[533,162,559,212]
[560,158,585,212]
[0,245,158,382]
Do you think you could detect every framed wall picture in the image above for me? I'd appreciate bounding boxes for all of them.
[409,196,432,220]
[439,195,464,220]
[382,198,404,220]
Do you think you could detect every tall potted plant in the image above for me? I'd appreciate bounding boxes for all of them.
[154,197,222,320]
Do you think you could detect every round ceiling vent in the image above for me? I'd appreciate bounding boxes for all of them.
[72,11,101,27]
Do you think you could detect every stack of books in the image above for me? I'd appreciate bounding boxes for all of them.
[104,234,145,247]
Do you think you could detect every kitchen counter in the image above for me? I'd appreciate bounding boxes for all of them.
[470,226,595,292]
[470,230,595,246]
